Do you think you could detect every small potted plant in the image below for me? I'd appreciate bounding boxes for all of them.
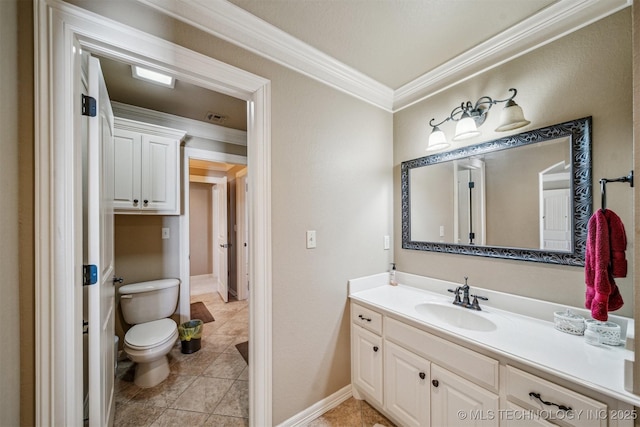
[178,319,203,354]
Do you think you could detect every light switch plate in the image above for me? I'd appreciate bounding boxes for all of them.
[384,235,390,250]
[162,227,170,239]
[306,230,316,249]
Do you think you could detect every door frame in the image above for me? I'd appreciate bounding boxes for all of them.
[183,153,246,314]
[34,1,272,425]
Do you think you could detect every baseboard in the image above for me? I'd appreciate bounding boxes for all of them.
[276,384,353,427]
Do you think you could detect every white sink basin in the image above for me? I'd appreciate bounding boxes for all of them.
[415,303,497,332]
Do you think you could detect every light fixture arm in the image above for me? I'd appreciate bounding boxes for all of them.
[427,88,529,152]
[428,88,520,129]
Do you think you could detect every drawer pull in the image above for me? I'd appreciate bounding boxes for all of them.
[358,314,372,322]
[419,372,426,380]
[528,392,572,412]
[373,346,379,352]
[432,379,439,387]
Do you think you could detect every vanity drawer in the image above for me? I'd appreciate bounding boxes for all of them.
[351,303,383,335]
[385,317,499,392]
[505,365,607,427]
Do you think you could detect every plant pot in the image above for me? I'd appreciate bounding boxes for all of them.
[181,337,201,354]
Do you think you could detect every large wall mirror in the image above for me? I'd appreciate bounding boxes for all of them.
[401,117,592,266]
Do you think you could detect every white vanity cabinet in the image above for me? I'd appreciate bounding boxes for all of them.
[351,304,383,406]
[350,300,631,427]
[113,118,186,214]
[351,302,499,427]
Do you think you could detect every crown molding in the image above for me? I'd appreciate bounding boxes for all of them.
[393,0,632,111]
[136,0,394,111]
[137,0,630,113]
[112,101,247,146]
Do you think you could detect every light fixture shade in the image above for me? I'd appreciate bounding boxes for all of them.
[453,114,481,141]
[495,100,530,132]
[427,126,449,151]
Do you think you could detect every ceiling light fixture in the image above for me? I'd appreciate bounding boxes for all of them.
[427,88,530,151]
[131,65,175,88]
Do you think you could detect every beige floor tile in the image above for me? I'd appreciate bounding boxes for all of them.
[128,373,197,408]
[202,351,247,379]
[307,397,363,427]
[203,414,249,426]
[114,402,165,427]
[150,408,209,427]
[212,380,249,418]
[168,347,221,376]
[170,376,235,413]
[361,400,395,427]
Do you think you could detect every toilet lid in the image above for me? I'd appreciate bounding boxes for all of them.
[125,318,177,350]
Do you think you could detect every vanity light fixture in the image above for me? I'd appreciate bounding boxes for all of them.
[427,88,530,151]
[132,65,175,88]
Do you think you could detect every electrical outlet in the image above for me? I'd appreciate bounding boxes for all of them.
[162,228,170,239]
[384,235,390,250]
[306,230,316,249]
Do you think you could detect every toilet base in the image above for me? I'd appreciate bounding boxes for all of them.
[134,356,170,388]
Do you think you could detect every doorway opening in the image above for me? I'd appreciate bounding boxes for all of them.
[34,2,272,424]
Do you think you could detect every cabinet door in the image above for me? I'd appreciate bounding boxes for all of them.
[431,364,499,427]
[352,325,383,406]
[502,401,555,427]
[141,134,179,212]
[384,341,430,427]
[113,129,141,210]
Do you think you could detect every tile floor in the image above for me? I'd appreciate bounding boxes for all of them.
[114,276,394,427]
[114,285,250,426]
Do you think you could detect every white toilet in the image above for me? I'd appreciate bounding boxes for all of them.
[119,278,180,388]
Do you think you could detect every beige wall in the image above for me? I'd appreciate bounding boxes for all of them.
[1,1,21,425]
[3,0,35,425]
[66,1,394,423]
[394,10,633,316]
[189,183,213,276]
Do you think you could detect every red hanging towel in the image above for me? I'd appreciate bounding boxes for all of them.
[584,209,625,321]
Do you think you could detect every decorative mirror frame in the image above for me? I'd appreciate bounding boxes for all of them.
[401,116,592,266]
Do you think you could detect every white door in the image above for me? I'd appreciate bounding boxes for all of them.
[541,188,571,250]
[216,177,229,302]
[85,55,116,427]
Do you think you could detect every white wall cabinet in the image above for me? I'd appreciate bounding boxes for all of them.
[113,118,186,214]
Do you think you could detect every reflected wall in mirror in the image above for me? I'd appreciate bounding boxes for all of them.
[401,117,592,266]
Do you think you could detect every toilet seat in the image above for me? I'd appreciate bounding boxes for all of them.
[124,318,177,350]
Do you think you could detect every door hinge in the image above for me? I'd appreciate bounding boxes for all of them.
[83,264,98,286]
[81,94,97,117]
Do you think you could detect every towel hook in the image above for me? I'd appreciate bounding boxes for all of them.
[599,170,634,211]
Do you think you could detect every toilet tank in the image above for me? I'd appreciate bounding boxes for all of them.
[119,279,180,325]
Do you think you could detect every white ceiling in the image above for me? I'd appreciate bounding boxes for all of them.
[101,0,630,129]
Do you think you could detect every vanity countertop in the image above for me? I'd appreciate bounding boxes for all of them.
[348,272,640,407]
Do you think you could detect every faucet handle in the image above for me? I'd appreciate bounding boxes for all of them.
[470,294,488,310]
[448,287,462,305]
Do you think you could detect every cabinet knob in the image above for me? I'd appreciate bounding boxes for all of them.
[419,372,426,380]
[133,199,139,205]
[432,379,439,387]
[143,199,149,206]
[373,346,379,352]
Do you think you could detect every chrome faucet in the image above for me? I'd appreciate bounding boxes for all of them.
[448,276,488,311]
[460,277,471,307]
